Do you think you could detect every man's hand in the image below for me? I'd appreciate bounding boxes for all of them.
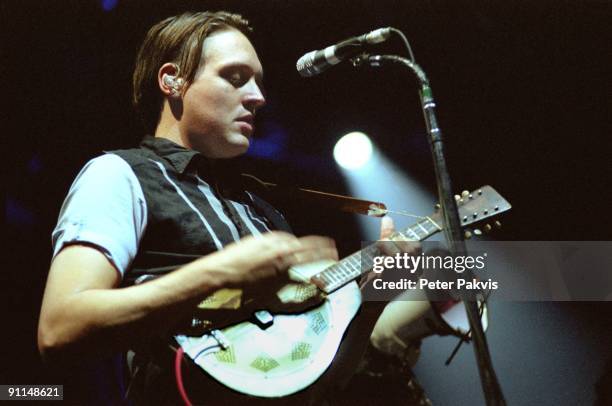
[378,216,421,256]
[194,231,337,317]
[197,231,338,288]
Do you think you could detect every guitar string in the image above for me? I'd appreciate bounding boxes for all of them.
[374,208,427,219]
[375,208,442,231]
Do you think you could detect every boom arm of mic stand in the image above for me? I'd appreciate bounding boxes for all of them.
[364,54,506,406]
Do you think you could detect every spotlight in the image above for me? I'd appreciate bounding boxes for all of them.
[333,132,373,170]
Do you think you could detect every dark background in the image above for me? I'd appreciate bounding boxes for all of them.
[4,0,612,404]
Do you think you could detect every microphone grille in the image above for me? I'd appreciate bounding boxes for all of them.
[296,51,317,77]
[364,27,392,44]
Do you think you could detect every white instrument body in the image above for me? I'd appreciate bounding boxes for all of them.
[175,185,510,398]
[176,260,362,398]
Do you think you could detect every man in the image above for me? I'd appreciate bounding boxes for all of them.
[38,11,420,404]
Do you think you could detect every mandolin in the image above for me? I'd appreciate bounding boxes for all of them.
[175,185,511,398]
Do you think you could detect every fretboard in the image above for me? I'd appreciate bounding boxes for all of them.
[310,217,441,293]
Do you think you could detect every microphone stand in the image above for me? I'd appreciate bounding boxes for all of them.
[358,54,506,406]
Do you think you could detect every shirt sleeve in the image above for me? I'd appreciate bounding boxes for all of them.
[51,154,147,277]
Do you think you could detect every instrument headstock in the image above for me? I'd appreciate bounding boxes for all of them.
[430,185,511,237]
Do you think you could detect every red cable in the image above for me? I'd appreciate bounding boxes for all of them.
[175,346,193,406]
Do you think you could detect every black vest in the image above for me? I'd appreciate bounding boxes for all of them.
[108,136,291,286]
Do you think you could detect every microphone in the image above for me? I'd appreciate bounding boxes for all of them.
[296,27,392,77]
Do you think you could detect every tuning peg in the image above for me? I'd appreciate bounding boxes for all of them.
[474,229,483,236]
[464,230,472,239]
[483,224,492,233]
[434,203,441,210]
[461,190,470,197]
[494,220,502,229]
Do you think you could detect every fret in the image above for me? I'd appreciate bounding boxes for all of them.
[320,268,334,279]
[416,222,429,235]
[340,259,352,272]
[347,256,361,270]
[321,266,342,281]
[396,231,410,241]
[420,218,440,236]
[340,262,352,273]
[333,264,345,276]
[403,219,439,242]
[343,269,354,279]
[360,258,374,273]
[313,257,363,292]
[348,265,361,276]
[336,261,359,279]
[422,219,436,233]
[338,266,351,278]
[360,253,373,268]
[319,274,331,284]
[356,249,369,260]
[364,247,380,265]
[404,227,420,240]
[365,245,381,258]
[424,216,442,231]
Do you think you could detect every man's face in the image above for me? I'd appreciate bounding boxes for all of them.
[179,28,266,158]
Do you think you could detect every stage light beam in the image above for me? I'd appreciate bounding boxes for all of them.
[333,132,373,170]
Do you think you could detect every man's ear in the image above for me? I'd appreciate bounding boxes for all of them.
[158,63,184,97]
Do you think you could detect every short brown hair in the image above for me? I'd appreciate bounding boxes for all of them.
[132,11,252,134]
